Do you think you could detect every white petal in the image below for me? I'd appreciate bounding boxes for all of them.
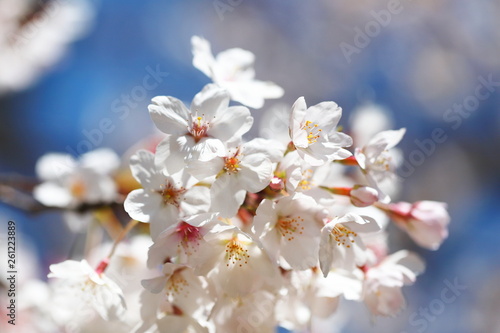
[354,148,367,169]
[252,199,276,236]
[33,182,74,207]
[365,128,406,157]
[154,135,190,175]
[129,150,164,189]
[189,137,226,162]
[296,147,327,166]
[280,234,319,270]
[241,138,285,163]
[141,276,168,294]
[149,204,180,238]
[36,153,76,180]
[92,279,126,320]
[214,47,255,81]
[181,186,211,215]
[223,80,283,109]
[191,35,215,79]
[387,250,425,283]
[238,154,273,193]
[191,83,230,120]
[48,260,87,279]
[290,97,308,146]
[210,105,253,145]
[148,96,190,135]
[80,148,120,175]
[124,189,162,223]
[339,214,381,233]
[183,212,219,227]
[318,268,363,300]
[210,174,246,218]
[307,101,342,135]
[187,156,224,180]
[319,225,335,277]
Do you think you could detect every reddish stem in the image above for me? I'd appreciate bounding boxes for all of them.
[338,156,359,166]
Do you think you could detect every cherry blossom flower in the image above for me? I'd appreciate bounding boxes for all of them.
[349,103,394,147]
[48,259,126,321]
[210,290,278,333]
[363,250,425,317]
[7,34,454,333]
[194,223,280,297]
[141,263,212,318]
[319,213,381,276]
[384,200,450,250]
[191,36,284,109]
[123,150,210,239]
[139,263,212,333]
[275,268,363,332]
[253,192,327,270]
[273,150,311,194]
[289,97,353,166]
[150,84,253,174]
[147,213,219,268]
[0,0,93,94]
[354,128,406,202]
[187,138,283,218]
[34,148,119,208]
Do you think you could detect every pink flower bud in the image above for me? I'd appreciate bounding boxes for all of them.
[269,176,284,191]
[389,201,450,250]
[350,185,379,207]
[94,258,109,275]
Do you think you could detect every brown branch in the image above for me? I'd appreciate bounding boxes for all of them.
[0,173,40,192]
[0,183,124,214]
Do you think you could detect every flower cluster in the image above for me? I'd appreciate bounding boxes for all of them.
[26,36,450,333]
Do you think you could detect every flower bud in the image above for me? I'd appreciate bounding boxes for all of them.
[269,176,284,191]
[350,185,379,207]
[388,201,450,250]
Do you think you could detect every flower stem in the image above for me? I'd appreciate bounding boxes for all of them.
[320,186,352,196]
[336,155,359,166]
[106,219,139,261]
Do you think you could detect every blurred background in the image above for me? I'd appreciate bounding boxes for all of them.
[0,0,499,332]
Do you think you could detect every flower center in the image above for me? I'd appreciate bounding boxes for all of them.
[277,215,305,241]
[298,169,313,191]
[70,178,87,199]
[190,115,210,143]
[331,224,357,248]
[175,222,202,256]
[372,150,392,171]
[224,156,241,174]
[166,270,189,297]
[158,181,186,207]
[225,236,250,267]
[302,120,322,144]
